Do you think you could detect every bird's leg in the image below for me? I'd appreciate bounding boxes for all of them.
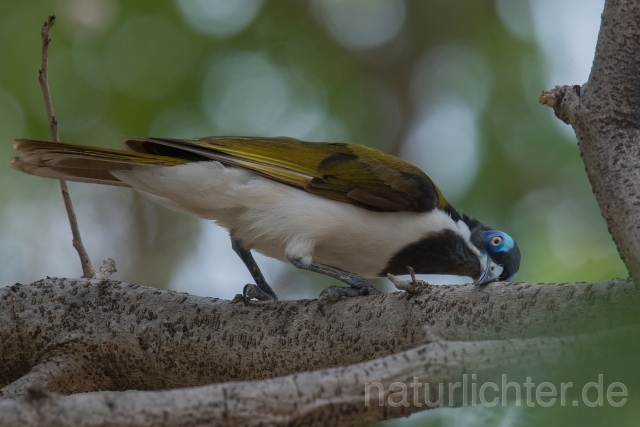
[288,258,381,307]
[231,236,278,302]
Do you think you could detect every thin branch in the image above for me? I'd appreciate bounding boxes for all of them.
[38,17,59,142]
[37,15,115,279]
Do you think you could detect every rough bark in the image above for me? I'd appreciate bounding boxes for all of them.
[0,324,637,427]
[4,0,640,424]
[1,277,638,400]
[539,0,640,288]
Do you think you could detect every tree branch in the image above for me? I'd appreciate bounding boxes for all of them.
[1,277,637,399]
[1,324,637,427]
[37,15,115,280]
[539,0,640,289]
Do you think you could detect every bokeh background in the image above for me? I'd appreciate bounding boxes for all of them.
[0,0,633,425]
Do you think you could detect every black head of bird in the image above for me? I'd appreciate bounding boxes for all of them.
[9,136,521,304]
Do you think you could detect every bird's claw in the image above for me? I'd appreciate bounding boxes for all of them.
[242,283,277,303]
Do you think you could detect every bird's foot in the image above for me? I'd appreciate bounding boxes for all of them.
[316,279,381,315]
[230,235,278,303]
[287,257,381,314]
[317,286,363,315]
[318,285,366,304]
[242,283,278,303]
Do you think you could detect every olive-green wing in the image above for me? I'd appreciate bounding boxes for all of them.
[124,136,449,213]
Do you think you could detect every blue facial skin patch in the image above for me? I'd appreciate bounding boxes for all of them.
[483,230,515,253]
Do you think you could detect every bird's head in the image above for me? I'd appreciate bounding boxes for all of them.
[468,222,521,285]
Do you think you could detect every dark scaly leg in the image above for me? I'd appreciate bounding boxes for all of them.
[231,235,277,302]
[288,257,380,309]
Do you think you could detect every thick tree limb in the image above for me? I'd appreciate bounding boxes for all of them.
[1,324,637,427]
[1,277,638,399]
[539,0,640,288]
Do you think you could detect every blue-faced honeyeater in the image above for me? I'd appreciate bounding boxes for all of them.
[10,136,521,303]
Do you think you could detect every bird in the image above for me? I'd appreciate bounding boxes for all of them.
[9,136,521,304]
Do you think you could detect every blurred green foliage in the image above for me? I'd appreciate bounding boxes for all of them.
[0,0,624,288]
[0,1,634,425]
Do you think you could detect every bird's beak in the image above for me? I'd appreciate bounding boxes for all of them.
[475,252,504,285]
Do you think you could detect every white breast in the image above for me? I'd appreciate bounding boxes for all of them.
[112,162,470,278]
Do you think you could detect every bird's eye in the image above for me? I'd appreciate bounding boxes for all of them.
[490,236,503,247]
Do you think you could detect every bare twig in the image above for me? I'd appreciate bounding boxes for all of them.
[38,17,59,142]
[407,265,418,286]
[386,267,428,295]
[37,16,115,279]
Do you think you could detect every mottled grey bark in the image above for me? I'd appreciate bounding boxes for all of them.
[1,277,638,400]
[540,0,640,288]
[0,324,637,427]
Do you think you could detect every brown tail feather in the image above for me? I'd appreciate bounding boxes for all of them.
[10,139,190,186]
[8,158,129,186]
